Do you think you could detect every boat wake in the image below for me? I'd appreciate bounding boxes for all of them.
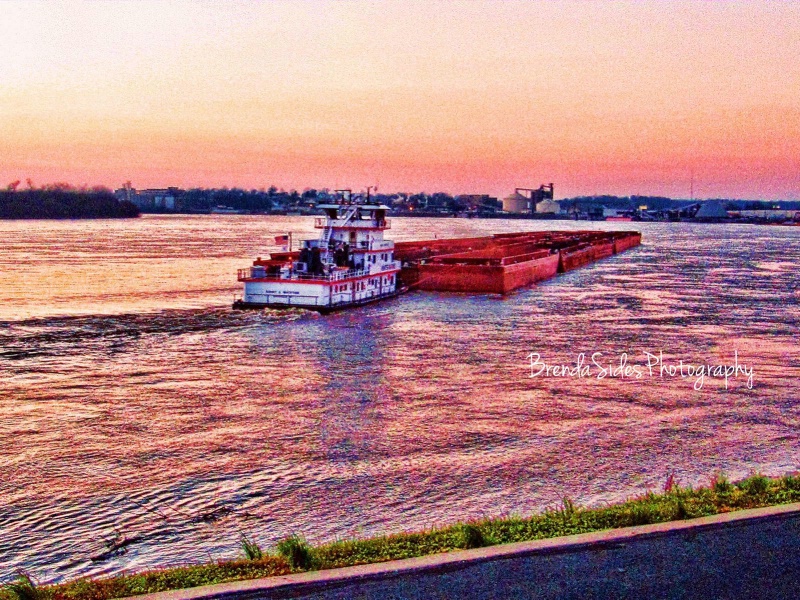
[0,307,313,362]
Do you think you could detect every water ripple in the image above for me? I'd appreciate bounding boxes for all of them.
[0,217,798,583]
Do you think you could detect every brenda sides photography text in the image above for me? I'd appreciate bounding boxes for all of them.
[527,350,754,390]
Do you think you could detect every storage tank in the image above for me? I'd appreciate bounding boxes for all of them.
[502,192,529,213]
[536,199,563,214]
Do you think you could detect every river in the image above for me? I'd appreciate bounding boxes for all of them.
[1,215,798,583]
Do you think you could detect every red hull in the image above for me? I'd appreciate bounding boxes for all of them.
[397,230,641,294]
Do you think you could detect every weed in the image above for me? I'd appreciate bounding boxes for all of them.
[663,471,676,493]
[675,499,689,519]
[3,573,39,600]
[240,534,263,561]
[784,475,800,491]
[711,472,733,493]
[625,503,657,526]
[739,474,770,495]
[456,524,486,549]
[276,535,313,570]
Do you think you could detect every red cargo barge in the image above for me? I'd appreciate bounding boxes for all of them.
[395,230,641,294]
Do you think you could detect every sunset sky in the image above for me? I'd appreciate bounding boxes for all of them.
[2,0,799,199]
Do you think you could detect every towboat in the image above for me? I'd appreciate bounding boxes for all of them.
[233,194,405,313]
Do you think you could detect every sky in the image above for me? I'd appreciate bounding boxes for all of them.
[1,0,799,199]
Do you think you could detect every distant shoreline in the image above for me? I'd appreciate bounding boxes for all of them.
[131,210,796,226]
[0,215,140,221]
[0,189,140,220]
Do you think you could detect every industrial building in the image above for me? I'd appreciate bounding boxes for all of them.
[502,184,556,214]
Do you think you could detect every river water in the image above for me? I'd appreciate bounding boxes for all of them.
[1,215,798,583]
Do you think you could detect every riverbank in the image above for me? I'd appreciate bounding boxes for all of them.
[0,189,139,219]
[3,474,799,600]
[93,503,800,600]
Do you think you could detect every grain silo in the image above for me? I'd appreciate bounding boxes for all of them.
[502,192,530,213]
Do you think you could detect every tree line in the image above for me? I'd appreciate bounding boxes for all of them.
[1,182,140,219]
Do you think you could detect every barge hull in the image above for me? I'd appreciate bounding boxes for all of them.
[396,230,641,295]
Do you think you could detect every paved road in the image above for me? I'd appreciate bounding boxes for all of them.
[140,505,800,600]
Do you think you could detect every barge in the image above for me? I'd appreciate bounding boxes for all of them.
[394,230,641,294]
[233,193,641,310]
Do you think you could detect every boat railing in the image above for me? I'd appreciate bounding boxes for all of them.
[346,240,394,250]
[329,268,370,281]
[316,239,394,251]
[314,218,390,230]
[238,267,370,282]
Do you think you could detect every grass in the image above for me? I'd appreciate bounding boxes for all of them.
[239,534,263,561]
[456,523,487,550]
[275,536,313,570]
[3,575,39,600]
[3,473,799,600]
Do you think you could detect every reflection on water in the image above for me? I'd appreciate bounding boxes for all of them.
[0,216,799,582]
